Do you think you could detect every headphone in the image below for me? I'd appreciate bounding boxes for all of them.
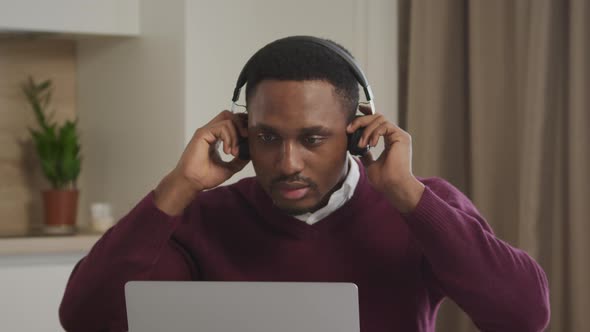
[231,36,375,160]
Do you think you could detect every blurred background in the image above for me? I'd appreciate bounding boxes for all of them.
[0,0,587,331]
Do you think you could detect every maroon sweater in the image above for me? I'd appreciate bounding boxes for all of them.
[59,164,550,332]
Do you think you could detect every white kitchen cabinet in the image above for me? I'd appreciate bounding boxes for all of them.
[0,235,100,331]
[0,252,85,332]
[0,0,139,36]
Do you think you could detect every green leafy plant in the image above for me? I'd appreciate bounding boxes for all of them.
[21,76,81,190]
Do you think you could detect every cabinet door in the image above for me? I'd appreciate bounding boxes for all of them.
[0,0,139,36]
[0,253,84,332]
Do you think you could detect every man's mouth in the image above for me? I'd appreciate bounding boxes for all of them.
[274,183,311,200]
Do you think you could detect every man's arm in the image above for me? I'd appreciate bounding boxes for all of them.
[347,111,549,331]
[404,178,550,332]
[59,189,197,332]
[60,110,249,331]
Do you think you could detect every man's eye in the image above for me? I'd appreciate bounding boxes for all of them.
[258,133,277,143]
[304,136,324,145]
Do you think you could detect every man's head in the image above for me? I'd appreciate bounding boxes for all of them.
[243,37,360,215]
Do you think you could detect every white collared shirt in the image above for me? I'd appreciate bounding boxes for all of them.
[294,153,360,225]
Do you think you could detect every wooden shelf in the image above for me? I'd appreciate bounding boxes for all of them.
[0,232,103,256]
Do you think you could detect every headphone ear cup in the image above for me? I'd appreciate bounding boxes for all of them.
[347,127,368,156]
[238,137,250,160]
[348,114,370,156]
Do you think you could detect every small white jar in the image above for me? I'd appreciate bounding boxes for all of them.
[90,203,115,233]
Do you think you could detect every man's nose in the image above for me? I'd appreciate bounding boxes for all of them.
[277,141,304,176]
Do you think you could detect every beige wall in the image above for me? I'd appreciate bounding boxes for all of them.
[77,0,186,222]
[0,38,77,234]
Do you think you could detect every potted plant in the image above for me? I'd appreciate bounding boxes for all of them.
[21,76,82,234]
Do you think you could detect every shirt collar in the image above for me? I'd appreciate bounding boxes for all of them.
[294,153,360,225]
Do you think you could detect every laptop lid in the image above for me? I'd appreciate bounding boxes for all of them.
[125,281,360,332]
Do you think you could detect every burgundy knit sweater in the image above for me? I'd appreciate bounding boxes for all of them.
[59,163,550,332]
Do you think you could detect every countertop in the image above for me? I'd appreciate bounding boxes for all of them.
[0,229,103,255]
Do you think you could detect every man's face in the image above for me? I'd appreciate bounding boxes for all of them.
[247,79,350,215]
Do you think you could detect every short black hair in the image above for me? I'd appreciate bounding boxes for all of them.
[244,37,359,120]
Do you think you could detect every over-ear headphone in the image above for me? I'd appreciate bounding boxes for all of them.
[231,36,375,160]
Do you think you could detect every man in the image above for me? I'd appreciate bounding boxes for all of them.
[59,36,550,332]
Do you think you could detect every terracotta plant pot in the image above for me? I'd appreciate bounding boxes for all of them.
[42,189,79,235]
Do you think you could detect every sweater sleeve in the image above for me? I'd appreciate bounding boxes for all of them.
[59,191,199,332]
[404,178,550,332]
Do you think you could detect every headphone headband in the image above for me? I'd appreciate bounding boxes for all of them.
[231,36,375,114]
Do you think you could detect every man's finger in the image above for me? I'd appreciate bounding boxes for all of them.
[359,117,388,147]
[347,113,384,133]
[369,122,395,147]
[206,110,233,126]
[358,104,373,116]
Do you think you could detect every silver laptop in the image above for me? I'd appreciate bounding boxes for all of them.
[125,281,360,332]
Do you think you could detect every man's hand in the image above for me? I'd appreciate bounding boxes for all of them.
[154,110,249,215]
[346,106,425,213]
